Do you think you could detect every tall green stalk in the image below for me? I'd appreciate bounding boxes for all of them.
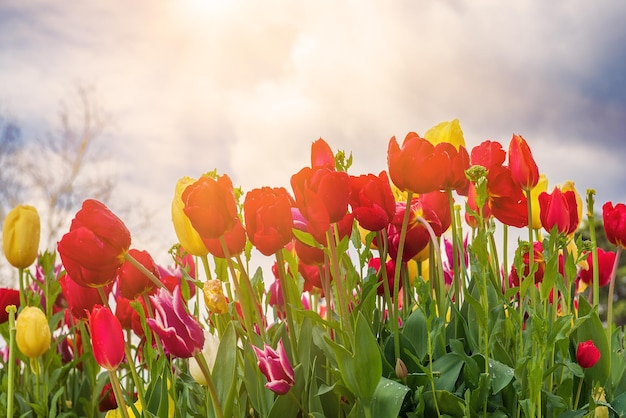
[6,305,17,418]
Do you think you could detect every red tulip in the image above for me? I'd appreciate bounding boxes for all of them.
[253,339,295,395]
[88,305,125,370]
[60,274,110,320]
[147,286,205,358]
[202,218,247,258]
[436,142,470,194]
[182,174,239,240]
[466,142,528,228]
[509,241,545,287]
[349,171,396,232]
[244,187,295,256]
[291,166,350,239]
[578,248,616,288]
[486,166,528,228]
[116,249,160,300]
[311,138,335,170]
[470,140,506,169]
[576,340,600,368]
[508,134,539,191]
[387,198,442,262]
[299,262,325,294]
[603,201,626,249]
[57,200,131,288]
[291,208,324,265]
[420,191,451,233]
[538,187,579,235]
[114,296,148,338]
[368,257,400,297]
[387,132,447,194]
[0,288,20,323]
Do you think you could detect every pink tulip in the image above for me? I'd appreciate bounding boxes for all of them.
[252,340,295,395]
[88,305,125,371]
[147,286,205,358]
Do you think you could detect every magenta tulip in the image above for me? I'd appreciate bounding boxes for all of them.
[147,286,205,358]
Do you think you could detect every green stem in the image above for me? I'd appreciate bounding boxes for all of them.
[447,190,461,311]
[195,352,224,418]
[6,305,17,418]
[18,267,26,307]
[218,237,255,338]
[108,369,130,418]
[275,250,299,362]
[606,246,621,353]
[586,190,600,308]
[326,226,353,341]
[392,191,413,361]
[200,254,213,281]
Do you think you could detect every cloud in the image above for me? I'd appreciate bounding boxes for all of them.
[1,0,625,261]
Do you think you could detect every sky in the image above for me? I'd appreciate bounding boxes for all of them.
[1,0,625,265]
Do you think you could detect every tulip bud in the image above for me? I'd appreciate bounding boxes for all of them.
[576,340,600,368]
[508,134,539,191]
[203,280,228,314]
[2,205,40,269]
[395,358,408,379]
[89,305,125,371]
[15,306,51,358]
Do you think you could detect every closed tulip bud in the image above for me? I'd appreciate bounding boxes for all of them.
[602,201,626,249]
[576,340,600,368]
[89,305,125,370]
[16,306,51,358]
[203,279,228,314]
[172,177,208,256]
[2,205,40,269]
[395,358,408,379]
[508,134,539,191]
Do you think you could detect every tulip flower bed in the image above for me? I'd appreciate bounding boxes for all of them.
[2,119,626,417]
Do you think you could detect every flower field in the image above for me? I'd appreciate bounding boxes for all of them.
[1,119,626,417]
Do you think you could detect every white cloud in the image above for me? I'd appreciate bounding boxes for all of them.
[1,0,625,264]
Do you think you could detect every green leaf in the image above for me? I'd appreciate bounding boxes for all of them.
[432,353,464,392]
[213,322,237,418]
[370,377,410,418]
[488,358,515,394]
[292,228,320,248]
[353,313,382,402]
[402,308,428,361]
[575,297,611,385]
[326,314,382,404]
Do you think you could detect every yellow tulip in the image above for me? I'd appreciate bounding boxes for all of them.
[203,279,228,314]
[423,119,466,150]
[15,306,50,358]
[529,175,548,229]
[171,176,208,256]
[2,205,40,269]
